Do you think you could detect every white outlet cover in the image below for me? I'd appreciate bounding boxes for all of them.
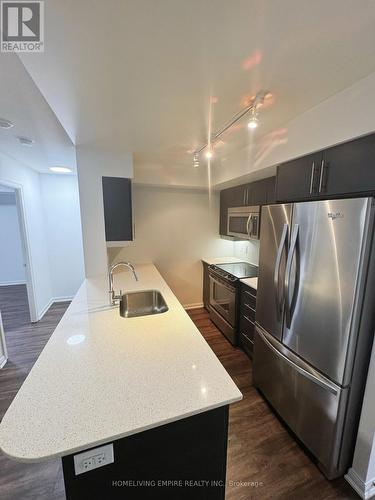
[73,443,114,475]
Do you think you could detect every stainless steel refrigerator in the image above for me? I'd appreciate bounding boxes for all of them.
[253,197,375,479]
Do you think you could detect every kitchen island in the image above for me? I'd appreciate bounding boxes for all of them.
[0,264,241,499]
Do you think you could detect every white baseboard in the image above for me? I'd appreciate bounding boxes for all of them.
[0,280,26,286]
[36,296,74,321]
[53,295,74,303]
[345,468,375,499]
[36,298,54,321]
[184,302,204,310]
[0,355,7,369]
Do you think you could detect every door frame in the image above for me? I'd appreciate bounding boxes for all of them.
[0,179,38,323]
[0,311,8,367]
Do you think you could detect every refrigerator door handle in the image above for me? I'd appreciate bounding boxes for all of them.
[257,328,339,396]
[285,223,299,328]
[274,223,288,321]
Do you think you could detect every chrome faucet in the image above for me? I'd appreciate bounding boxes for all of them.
[108,262,138,305]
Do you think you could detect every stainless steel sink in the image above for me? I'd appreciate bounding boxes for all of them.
[119,290,168,318]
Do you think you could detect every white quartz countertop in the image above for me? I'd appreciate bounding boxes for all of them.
[240,277,258,290]
[202,256,249,265]
[0,264,242,462]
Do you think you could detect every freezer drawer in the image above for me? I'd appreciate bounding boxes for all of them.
[253,326,348,476]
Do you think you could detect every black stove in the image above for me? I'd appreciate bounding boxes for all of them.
[208,261,258,346]
[209,262,258,282]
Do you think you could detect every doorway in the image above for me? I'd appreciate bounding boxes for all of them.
[0,183,37,366]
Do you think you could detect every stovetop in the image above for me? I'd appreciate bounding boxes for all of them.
[211,262,258,280]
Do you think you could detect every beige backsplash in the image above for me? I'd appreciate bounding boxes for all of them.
[233,239,260,266]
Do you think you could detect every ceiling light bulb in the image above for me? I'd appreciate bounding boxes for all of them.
[205,150,213,159]
[17,136,34,146]
[248,117,258,129]
[49,166,73,174]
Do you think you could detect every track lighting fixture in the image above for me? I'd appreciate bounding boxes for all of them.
[192,89,269,165]
[193,152,199,168]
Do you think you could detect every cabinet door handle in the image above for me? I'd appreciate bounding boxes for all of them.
[243,189,246,205]
[309,162,315,194]
[319,159,326,193]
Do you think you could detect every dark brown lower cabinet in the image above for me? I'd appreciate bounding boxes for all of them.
[238,284,257,358]
[62,406,229,500]
[202,261,210,310]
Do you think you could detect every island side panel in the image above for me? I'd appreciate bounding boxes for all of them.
[62,405,229,500]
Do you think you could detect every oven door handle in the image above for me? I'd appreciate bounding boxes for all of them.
[209,274,235,293]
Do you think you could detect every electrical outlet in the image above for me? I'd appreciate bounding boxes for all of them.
[73,444,114,475]
[95,452,106,465]
[82,457,95,470]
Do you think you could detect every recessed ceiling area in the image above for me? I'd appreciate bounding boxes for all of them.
[17,0,375,179]
[0,53,76,174]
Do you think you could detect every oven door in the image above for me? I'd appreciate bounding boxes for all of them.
[209,273,236,327]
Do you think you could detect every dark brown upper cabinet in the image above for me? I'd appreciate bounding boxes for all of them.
[230,185,250,206]
[276,133,375,202]
[276,152,323,202]
[265,176,277,204]
[102,177,133,242]
[321,134,375,197]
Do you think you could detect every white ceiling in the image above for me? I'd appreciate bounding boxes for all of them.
[15,0,375,174]
[0,54,76,173]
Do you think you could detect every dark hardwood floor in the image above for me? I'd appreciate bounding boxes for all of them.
[0,287,357,499]
[187,308,358,500]
[0,285,69,500]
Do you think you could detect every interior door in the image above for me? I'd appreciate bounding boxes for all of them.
[283,198,373,385]
[255,204,292,340]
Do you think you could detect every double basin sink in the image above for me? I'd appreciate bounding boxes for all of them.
[119,290,168,318]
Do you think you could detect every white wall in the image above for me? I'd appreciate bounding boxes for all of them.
[39,174,85,300]
[134,162,209,189]
[0,152,85,319]
[0,153,52,319]
[346,335,375,499]
[107,185,233,308]
[76,146,134,277]
[213,71,375,187]
[0,193,26,285]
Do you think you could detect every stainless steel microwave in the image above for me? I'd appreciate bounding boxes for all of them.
[227,206,260,239]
